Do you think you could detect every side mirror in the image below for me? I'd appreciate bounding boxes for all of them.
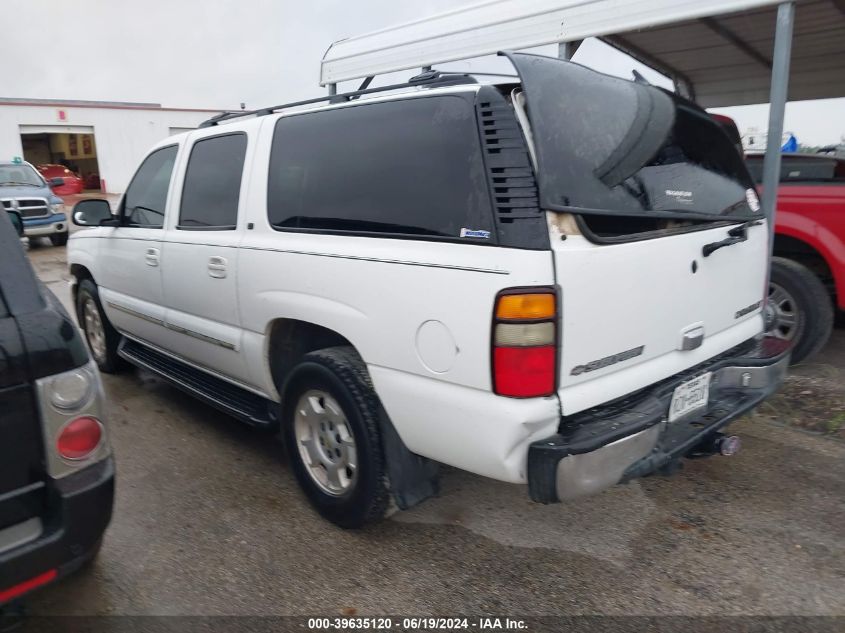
[50,177,65,187]
[7,210,24,237]
[72,199,115,227]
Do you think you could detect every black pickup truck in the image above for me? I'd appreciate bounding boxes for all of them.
[0,210,113,607]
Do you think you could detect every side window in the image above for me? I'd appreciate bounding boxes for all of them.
[179,133,247,230]
[123,145,178,228]
[267,96,493,241]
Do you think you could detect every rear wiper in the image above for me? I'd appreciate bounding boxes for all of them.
[702,220,763,257]
[0,181,36,186]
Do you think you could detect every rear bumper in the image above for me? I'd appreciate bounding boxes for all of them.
[527,337,790,503]
[0,458,114,605]
[22,214,68,237]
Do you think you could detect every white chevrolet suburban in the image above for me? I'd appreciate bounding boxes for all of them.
[67,53,789,528]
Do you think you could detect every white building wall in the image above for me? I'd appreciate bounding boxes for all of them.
[0,104,218,192]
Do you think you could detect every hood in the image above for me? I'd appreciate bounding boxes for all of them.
[0,184,62,205]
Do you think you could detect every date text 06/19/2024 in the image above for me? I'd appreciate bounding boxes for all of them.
[307,617,529,630]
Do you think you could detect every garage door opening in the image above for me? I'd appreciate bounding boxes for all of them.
[20,128,103,195]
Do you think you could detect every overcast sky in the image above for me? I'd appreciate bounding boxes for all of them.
[5,0,844,146]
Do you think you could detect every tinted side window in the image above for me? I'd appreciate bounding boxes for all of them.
[267,96,493,241]
[179,133,247,229]
[124,145,178,228]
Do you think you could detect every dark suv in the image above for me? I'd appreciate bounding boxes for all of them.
[0,210,113,607]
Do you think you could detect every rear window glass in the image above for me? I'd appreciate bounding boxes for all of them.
[745,155,845,183]
[267,96,493,241]
[508,53,761,222]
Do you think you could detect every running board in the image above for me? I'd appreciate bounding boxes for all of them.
[118,338,276,428]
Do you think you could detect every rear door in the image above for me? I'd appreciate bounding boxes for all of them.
[97,145,178,346]
[508,52,768,415]
[160,132,250,384]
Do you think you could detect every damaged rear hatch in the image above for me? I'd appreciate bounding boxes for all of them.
[506,52,768,415]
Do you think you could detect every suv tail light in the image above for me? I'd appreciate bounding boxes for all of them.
[57,416,103,460]
[492,289,558,397]
[36,361,110,478]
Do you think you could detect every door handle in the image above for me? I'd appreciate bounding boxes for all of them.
[208,256,227,279]
[144,247,160,267]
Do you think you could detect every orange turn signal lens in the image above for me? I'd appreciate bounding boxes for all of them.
[496,293,556,320]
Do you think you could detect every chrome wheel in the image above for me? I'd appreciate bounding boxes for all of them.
[768,281,800,341]
[293,390,358,496]
[83,297,107,363]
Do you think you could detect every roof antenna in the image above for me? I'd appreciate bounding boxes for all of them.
[631,70,650,85]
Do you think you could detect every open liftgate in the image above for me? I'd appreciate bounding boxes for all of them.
[320,0,845,279]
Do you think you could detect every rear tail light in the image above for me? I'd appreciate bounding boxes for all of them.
[37,361,110,478]
[56,416,103,460]
[492,288,558,397]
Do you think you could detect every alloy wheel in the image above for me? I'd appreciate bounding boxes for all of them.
[83,298,107,363]
[293,390,358,496]
[767,281,800,341]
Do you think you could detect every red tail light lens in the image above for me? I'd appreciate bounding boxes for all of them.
[494,346,556,397]
[492,288,558,398]
[56,416,103,460]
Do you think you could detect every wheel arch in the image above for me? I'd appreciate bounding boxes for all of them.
[265,318,358,402]
[69,263,96,307]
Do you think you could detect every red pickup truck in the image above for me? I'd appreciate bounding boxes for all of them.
[745,153,844,363]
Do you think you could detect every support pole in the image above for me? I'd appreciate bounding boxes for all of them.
[760,2,794,265]
[327,83,337,96]
[557,40,582,60]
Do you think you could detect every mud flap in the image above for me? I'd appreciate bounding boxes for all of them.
[378,406,440,510]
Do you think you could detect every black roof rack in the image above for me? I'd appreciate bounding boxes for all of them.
[199,70,481,128]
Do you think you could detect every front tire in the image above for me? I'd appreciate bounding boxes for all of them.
[281,347,390,528]
[76,279,125,373]
[767,257,833,364]
[50,232,69,246]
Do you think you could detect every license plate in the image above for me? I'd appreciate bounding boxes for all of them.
[668,372,711,422]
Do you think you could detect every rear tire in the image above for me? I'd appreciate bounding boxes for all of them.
[281,346,390,528]
[50,232,69,246]
[768,257,833,364]
[76,279,125,373]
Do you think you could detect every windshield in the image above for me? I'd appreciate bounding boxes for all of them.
[0,164,44,187]
[505,52,762,222]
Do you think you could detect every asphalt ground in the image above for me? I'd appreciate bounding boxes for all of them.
[16,241,845,621]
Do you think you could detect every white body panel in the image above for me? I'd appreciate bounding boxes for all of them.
[95,227,169,345]
[159,236,245,375]
[553,226,768,415]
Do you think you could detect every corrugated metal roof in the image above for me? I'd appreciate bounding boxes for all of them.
[603,0,845,106]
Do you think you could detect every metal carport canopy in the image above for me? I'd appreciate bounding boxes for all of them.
[600,0,845,107]
[320,0,845,107]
